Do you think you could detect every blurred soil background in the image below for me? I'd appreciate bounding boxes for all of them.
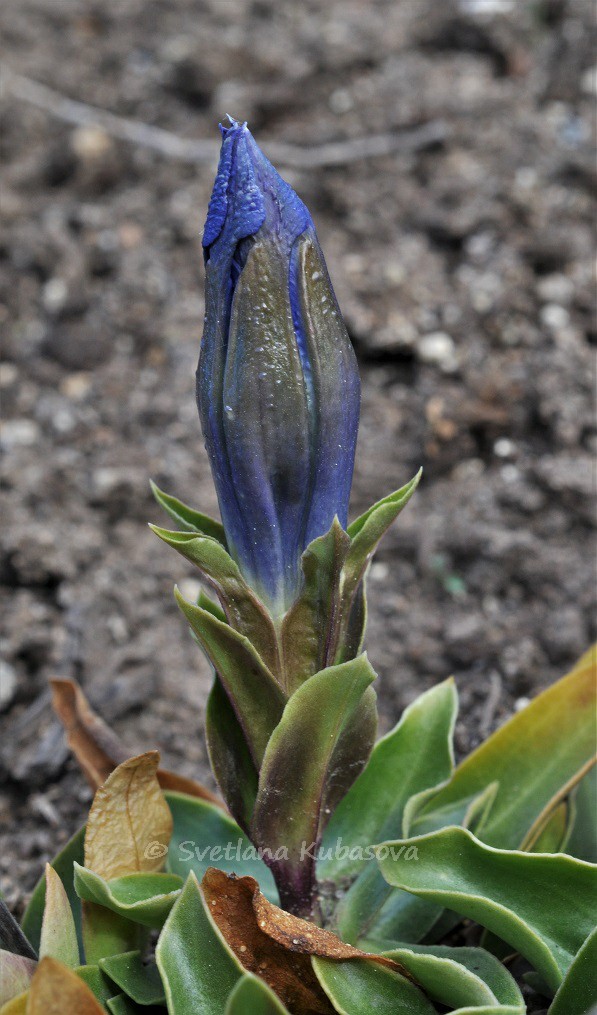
[1,0,595,912]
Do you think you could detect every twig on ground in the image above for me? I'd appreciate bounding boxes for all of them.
[4,69,448,169]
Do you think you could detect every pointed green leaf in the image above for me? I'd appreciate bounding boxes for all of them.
[99,951,165,1006]
[205,676,258,834]
[150,481,225,544]
[151,528,279,675]
[74,865,182,928]
[526,801,572,854]
[175,589,286,766]
[197,589,227,622]
[281,520,351,691]
[347,471,422,542]
[549,926,597,1015]
[566,762,597,863]
[0,951,36,1006]
[416,647,597,849]
[251,656,377,914]
[156,872,242,1015]
[225,973,290,1014]
[312,956,435,1015]
[39,866,80,967]
[377,826,597,994]
[164,791,278,903]
[320,678,457,884]
[336,472,422,663]
[383,944,525,1014]
[21,826,85,957]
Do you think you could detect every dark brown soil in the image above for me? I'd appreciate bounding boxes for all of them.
[1,0,595,915]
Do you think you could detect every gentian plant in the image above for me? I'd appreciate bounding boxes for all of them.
[2,119,596,1015]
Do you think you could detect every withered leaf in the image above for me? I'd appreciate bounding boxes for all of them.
[85,751,172,880]
[201,869,408,1015]
[27,956,104,1014]
[51,677,224,808]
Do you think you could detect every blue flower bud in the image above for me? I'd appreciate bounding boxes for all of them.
[198,119,360,614]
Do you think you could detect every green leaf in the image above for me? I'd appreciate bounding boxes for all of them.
[383,944,525,1014]
[319,678,457,884]
[347,472,423,542]
[377,826,597,994]
[197,589,226,622]
[21,826,85,957]
[151,528,279,675]
[336,580,367,664]
[74,866,182,929]
[280,520,351,691]
[526,801,572,854]
[224,973,289,1014]
[39,866,80,967]
[75,964,116,1007]
[205,676,258,834]
[416,647,597,849]
[174,589,286,766]
[156,872,242,1015]
[150,481,225,544]
[251,657,377,915]
[334,860,443,949]
[566,763,597,863]
[82,902,143,966]
[99,951,165,1006]
[164,791,278,903]
[312,955,435,1015]
[0,951,36,1006]
[324,679,456,948]
[106,994,164,1015]
[549,926,597,1015]
[336,472,422,664]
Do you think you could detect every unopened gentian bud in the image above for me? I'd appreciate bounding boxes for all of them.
[198,118,360,614]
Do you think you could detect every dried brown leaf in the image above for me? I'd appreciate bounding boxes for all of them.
[50,679,128,787]
[51,677,225,807]
[201,868,408,1015]
[85,751,172,879]
[27,957,104,1014]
